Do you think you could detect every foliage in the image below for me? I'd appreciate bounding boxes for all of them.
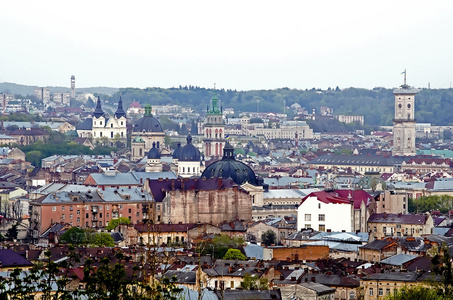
[411,195,453,213]
[223,248,247,260]
[0,248,183,299]
[89,232,115,247]
[106,217,131,230]
[385,285,448,299]
[200,235,245,259]
[430,243,453,297]
[5,222,19,241]
[261,230,276,246]
[21,141,115,167]
[0,112,43,122]
[241,273,269,290]
[60,227,86,245]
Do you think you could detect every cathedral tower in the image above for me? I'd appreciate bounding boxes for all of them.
[392,72,418,156]
[203,91,225,157]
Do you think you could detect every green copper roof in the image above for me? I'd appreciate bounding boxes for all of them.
[133,135,144,143]
[144,104,152,117]
[207,92,222,115]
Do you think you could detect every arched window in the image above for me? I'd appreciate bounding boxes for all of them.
[111,124,113,128]
[139,148,142,156]
[183,167,185,173]
[157,141,160,148]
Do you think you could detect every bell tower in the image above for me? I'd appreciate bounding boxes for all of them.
[392,71,418,156]
[203,86,225,157]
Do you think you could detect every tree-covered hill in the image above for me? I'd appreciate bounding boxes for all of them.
[109,86,453,126]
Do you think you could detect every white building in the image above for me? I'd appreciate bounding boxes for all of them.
[76,97,127,145]
[297,193,352,232]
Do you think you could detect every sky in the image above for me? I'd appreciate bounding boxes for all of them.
[1,0,453,91]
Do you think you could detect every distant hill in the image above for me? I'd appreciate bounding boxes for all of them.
[0,82,119,96]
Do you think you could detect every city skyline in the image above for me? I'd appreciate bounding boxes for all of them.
[1,0,453,91]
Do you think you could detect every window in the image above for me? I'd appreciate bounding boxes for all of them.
[120,205,123,209]
[318,214,325,221]
[107,213,109,218]
[369,288,373,296]
[397,224,401,228]
[77,217,80,223]
[111,124,113,128]
[378,288,383,296]
[374,226,377,233]
[350,292,355,299]
[77,210,80,215]
[62,214,65,220]
[137,212,139,217]
[70,214,73,219]
[62,206,65,211]
[100,213,102,218]
[305,214,311,221]
[106,205,109,210]
[70,206,73,211]
[383,226,387,234]
[305,224,311,229]
[52,206,56,212]
[386,288,391,295]
[99,221,102,226]
[157,205,160,212]
[319,224,325,231]
[86,213,89,218]
[128,208,132,213]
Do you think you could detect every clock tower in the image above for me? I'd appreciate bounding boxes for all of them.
[392,72,418,156]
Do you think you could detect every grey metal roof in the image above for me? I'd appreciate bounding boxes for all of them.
[298,282,336,295]
[380,254,419,266]
[244,243,264,260]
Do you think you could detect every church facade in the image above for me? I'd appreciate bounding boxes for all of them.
[76,97,127,145]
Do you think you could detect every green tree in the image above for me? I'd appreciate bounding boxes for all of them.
[5,222,19,241]
[223,249,247,260]
[385,285,445,300]
[25,150,42,166]
[90,232,115,247]
[106,217,131,230]
[60,227,86,245]
[261,230,276,246]
[241,273,269,290]
[431,243,453,297]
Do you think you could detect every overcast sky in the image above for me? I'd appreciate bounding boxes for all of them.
[1,0,452,91]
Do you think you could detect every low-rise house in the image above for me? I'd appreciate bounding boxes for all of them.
[300,272,360,300]
[360,271,421,300]
[0,249,34,271]
[263,245,329,261]
[367,213,434,240]
[359,238,398,263]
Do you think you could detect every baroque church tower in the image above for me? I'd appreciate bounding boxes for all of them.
[392,72,418,156]
[203,90,225,157]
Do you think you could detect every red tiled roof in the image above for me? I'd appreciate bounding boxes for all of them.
[301,190,372,209]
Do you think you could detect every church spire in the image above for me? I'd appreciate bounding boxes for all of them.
[114,97,126,118]
[93,96,105,118]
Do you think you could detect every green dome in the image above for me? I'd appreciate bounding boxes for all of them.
[133,135,144,143]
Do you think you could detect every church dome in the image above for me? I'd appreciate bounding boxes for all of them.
[172,142,182,160]
[147,142,161,159]
[201,142,258,185]
[133,104,163,133]
[179,135,201,162]
[132,135,144,143]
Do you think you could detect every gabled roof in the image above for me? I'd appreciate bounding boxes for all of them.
[0,249,34,267]
[368,213,429,225]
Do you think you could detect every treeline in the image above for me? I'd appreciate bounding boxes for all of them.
[409,195,453,214]
[105,87,453,126]
[19,131,115,167]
